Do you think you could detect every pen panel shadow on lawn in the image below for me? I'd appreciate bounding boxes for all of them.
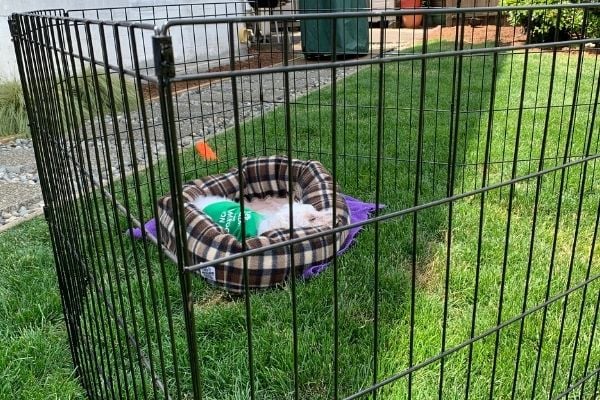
[68,41,600,399]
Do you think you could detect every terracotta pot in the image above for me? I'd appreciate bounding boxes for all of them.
[397,0,422,28]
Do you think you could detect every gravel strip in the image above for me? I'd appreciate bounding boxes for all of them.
[76,66,359,179]
[0,65,360,231]
[0,139,44,229]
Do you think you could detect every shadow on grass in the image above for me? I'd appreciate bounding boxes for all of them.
[176,41,503,398]
[73,41,600,399]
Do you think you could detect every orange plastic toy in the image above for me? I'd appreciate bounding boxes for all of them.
[195,140,218,161]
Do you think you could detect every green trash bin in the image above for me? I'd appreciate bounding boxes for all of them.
[299,0,369,59]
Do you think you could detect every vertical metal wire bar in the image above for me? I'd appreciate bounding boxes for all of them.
[547,12,591,398]
[551,13,576,190]
[530,11,587,398]
[563,16,590,186]
[405,36,415,190]
[589,55,600,191]
[458,23,476,194]
[55,34,112,400]
[371,17,386,400]
[33,18,103,400]
[171,9,192,177]
[354,37,359,191]
[367,25,374,191]
[447,7,464,193]
[510,11,562,400]
[489,11,532,399]
[83,22,139,399]
[438,10,466,398]
[408,15,428,400]
[471,26,490,193]
[207,18,230,162]
[114,24,174,399]
[65,18,118,396]
[53,19,127,399]
[144,12,167,195]
[187,20,202,175]
[328,15,340,400]
[282,19,300,400]
[105,25,162,400]
[341,40,348,188]
[129,25,184,400]
[578,245,600,399]
[34,16,109,399]
[464,11,498,400]
[569,194,600,394]
[392,40,401,189]
[9,15,91,396]
[234,22,254,160]
[96,22,155,398]
[498,39,518,193]
[524,42,547,184]
[79,21,142,400]
[153,32,203,400]
[227,21,255,400]
[430,30,443,198]
[567,70,600,396]
[574,47,599,194]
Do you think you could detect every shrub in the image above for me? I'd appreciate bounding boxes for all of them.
[505,0,600,42]
[0,72,137,138]
[0,80,28,137]
[62,71,138,122]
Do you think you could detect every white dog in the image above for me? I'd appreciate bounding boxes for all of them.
[190,195,332,237]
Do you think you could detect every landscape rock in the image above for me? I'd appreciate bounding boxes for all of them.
[0,64,362,231]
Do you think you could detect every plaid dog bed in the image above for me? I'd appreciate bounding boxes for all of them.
[157,156,350,293]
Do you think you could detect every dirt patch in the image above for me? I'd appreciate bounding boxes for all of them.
[437,24,599,57]
[0,135,21,144]
[195,290,236,311]
[415,241,445,294]
[143,43,288,100]
[438,24,528,46]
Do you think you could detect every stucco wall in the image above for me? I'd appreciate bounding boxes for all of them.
[1,0,250,80]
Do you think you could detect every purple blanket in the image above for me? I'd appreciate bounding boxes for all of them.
[129,195,381,279]
[301,195,380,279]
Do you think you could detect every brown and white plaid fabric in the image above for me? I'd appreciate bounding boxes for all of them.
[157,156,349,293]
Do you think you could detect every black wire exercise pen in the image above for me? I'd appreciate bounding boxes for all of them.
[8,2,600,399]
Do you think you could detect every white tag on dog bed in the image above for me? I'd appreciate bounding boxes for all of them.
[200,266,216,282]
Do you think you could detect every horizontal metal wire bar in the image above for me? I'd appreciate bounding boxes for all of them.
[552,367,600,400]
[251,102,598,114]
[185,152,600,272]
[344,272,600,400]
[20,37,157,83]
[261,148,590,167]
[170,38,600,82]
[66,1,250,16]
[160,3,600,31]
[11,12,156,31]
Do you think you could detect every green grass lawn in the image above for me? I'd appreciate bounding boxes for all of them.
[182,45,600,399]
[2,42,600,400]
[0,220,84,399]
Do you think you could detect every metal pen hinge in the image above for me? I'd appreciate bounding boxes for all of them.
[153,36,175,79]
